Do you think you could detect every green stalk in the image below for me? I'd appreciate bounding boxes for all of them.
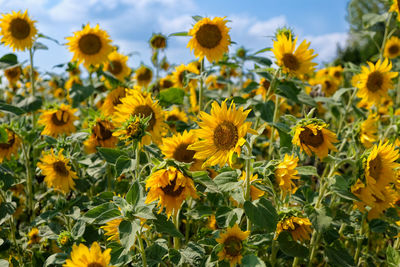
[244,142,253,231]
[354,214,367,265]
[173,210,181,249]
[270,239,279,267]
[268,95,280,158]
[137,233,148,267]
[21,142,34,220]
[198,59,205,113]
[29,48,37,129]
[292,257,300,267]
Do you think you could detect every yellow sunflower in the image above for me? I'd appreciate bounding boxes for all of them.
[37,149,77,194]
[360,113,379,148]
[351,179,376,213]
[255,78,271,100]
[165,107,188,132]
[188,100,254,168]
[0,10,37,51]
[365,141,400,199]
[104,51,131,81]
[208,214,217,230]
[239,172,264,200]
[113,90,166,145]
[66,24,113,68]
[159,75,174,90]
[206,75,225,90]
[84,118,119,154]
[101,87,127,117]
[64,75,82,90]
[309,76,339,96]
[134,65,153,87]
[38,104,78,137]
[328,65,344,82]
[4,65,21,85]
[149,33,167,50]
[384,36,400,59]
[28,228,40,246]
[390,0,400,21]
[63,242,112,267]
[0,128,21,163]
[355,58,398,105]
[145,166,197,218]
[275,216,312,242]
[292,122,338,159]
[275,154,300,195]
[215,223,249,267]
[172,64,199,89]
[368,187,397,220]
[189,85,199,113]
[272,33,317,78]
[187,17,231,63]
[101,218,123,242]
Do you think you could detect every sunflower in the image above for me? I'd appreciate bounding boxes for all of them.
[150,33,167,50]
[101,218,123,242]
[28,228,40,246]
[160,130,203,171]
[53,88,65,100]
[360,113,379,148]
[145,166,197,218]
[104,51,131,81]
[172,64,199,89]
[64,75,82,90]
[272,33,317,78]
[208,214,217,230]
[367,187,397,220]
[275,154,300,195]
[255,78,270,100]
[112,115,148,146]
[189,85,199,113]
[0,10,37,51]
[134,65,153,87]
[239,172,264,200]
[188,100,254,168]
[0,128,21,163]
[37,149,77,194]
[328,65,344,81]
[66,24,113,68]
[187,17,231,63]
[38,104,78,137]
[292,121,338,159]
[159,76,174,90]
[390,0,400,21]
[351,179,376,212]
[84,118,119,154]
[365,141,400,199]
[275,216,312,242]
[215,224,249,267]
[101,87,127,117]
[4,65,21,85]
[355,58,398,105]
[63,242,112,267]
[384,36,400,59]
[113,90,166,145]
[165,107,188,132]
[309,76,338,96]
[205,75,225,90]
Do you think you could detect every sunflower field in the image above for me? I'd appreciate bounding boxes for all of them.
[2,1,400,266]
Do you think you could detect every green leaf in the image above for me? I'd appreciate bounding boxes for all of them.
[192,15,203,22]
[71,220,86,239]
[159,87,185,107]
[180,242,205,266]
[362,12,388,28]
[242,255,266,267]
[298,92,316,107]
[0,54,17,65]
[0,102,25,115]
[17,96,42,112]
[214,171,240,192]
[126,181,140,207]
[332,87,353,102]
[70,84,95,107]
[191,171,219,193]
[247,56,272,66]
[369,219,388,233]
[146,243,168,267]
[97,148,127,164]
[168,31,188,37]
[276,81,301,102]
[83,203,121,224]
[296,166,318,176]
[43,253,68,267]
[277,232,308,258]
[309,207,333,233]
[325,243,355,267]
[0,259,8,267]
[387,246,400,267]
[115,156,135,177]
[169,248,181,265]
[253,47,271,55]
[119,220,140,252]
[0,127,7,143]
[33,41,48,50]
[256,100,274,122]
[153,214,184,238]
[244,198,277,233]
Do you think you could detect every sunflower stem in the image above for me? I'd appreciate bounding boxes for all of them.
[198,59,205,113]
[354,213,367,265]
[244,142,253,231]
[137,233,148,267]
[268,94,280,158]
[173,210,181,250]
[135,145,140,180]
[336,88,357,141]
[270,239,279,267]
[21,141,34,221]
[292,257,300,267]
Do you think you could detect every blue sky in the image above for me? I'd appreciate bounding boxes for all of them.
[0,0,350,73]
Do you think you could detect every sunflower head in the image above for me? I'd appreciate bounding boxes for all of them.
[113,115,149,147]
[274,26,295,41]
[63,242,111,267]
[84,118,118,154]
[187,16,231,63]
[28,228,40,246]
[57,231,73,248]
[100,86,127,117]
[172,64,199,89]
[66,24,113,68]
[215,224,249,267]
[38,104,78,138]
[275,216,312,242]
[359,113,379,148]
[385,36,400,59]
[275,154,300,195]
[101,218,123,242]
[0,10,37,51]
[145,166,197,218]
[4,65,22,85]
[104,51,131,81]
[150,33,167,50]
[0,128,21,163]
[165,107,188,132]
[390,0,400,21]
[134,65,153,87]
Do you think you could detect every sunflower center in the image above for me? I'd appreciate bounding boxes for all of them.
[78,34,102,55]
[137,68,152,82]
[53,161,69,177]
[87,263,103,267]
[162,80,174,89]
[167,115,179,122]
[0,132,15,149]
[282,53,300,71]
[262,80,270,90]
[133,105,156,131]
[161,176,185,197]
[389,45,400,55]
[324,80,332,90]
[213,121,239,150]
[173,143,196,163]
[299,127,324,148]
[195,24,222,49]
[223,236,242,257]
[333,71,341,79]
[5,68,20,78]
[108,60,123,76]
[10,18,31,39]
[94,121,113,141]
[366,71,383,92]
[51,110,69,126]
[369,155,382,181]
[151,36,166,49]
[111,90,126,106]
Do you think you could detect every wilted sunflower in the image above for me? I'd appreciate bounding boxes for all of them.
[0,10,37,51]
[104,51,131,81]
[275,216,312,242]
[272,33,317,78]
[384,36,400,59]
[239,172,264,200]
[187,16,231,63]
[4,65,21,85]
[360,113,379,148]
[63,242,111,267]
[145,166,197,218]
[27,228,40,246]
[355,58,398,104]
[37,149,77,194]
[216,224,249,267]
[66,24,113,67]
[38,104,78,137]
[84,118,119,154]
[188,100,254,168]
[172,64,199,89]
[365,141,400,199]
[101,218,123,242]
[275,154,300,195]
[134,65,153,87]
[292,121,338,159]
[150,33,167,50]
[0,128,21,163]
[390,0,400,21]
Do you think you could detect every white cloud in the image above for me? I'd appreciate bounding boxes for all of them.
[249,15,287,38]
[306,32,348,63]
